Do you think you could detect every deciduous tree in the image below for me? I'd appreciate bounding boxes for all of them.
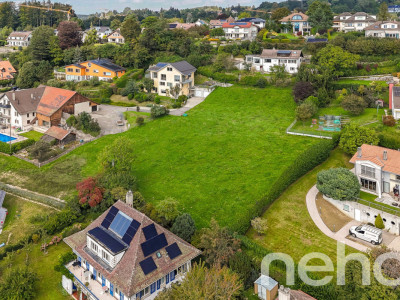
[293,81,314,103]
[57,21,82,50]
[378,2,391,21]
[307,1,333,32]
[296,101,317,123]
[339,124,379,154]
[342,94,367,115]
[0,267,37,300]
[156,197,179,226]
[76,177,104,208]
[121,14,141,43]
[271,7,290,22]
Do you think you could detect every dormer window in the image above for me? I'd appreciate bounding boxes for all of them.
[167,67,172,71]
[109,211,133,237]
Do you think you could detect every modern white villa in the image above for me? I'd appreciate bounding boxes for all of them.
[222,22,258,40]
[365,21,400,38]
[242,49,303,74]
[63,199,201,300]
[333,12,376,32]
[350,144,400,198]
[279,12,311,35]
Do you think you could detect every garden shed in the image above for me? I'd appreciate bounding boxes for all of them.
[41,126,76,144]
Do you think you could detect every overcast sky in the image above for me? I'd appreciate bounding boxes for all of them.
[51,0,266,15]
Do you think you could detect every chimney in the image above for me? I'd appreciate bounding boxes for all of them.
[389,82,394,110]
[278,285,291,300]
[126,190,133,207]
[357,147,362,158]
[31,93,33,99]
[12,92,15,101]
[383,150,388,160]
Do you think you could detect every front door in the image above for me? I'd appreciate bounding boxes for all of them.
[355,209,361,221]
[384,181,390,193]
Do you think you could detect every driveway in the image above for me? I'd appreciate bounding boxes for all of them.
[91,105,129,135]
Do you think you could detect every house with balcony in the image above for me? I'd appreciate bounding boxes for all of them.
[365,21,400,38]
[6,31,32,47]
[222,22,258,40]
[333,12,376,32]
[242,49,303,74]
[279,12,310,35]
[389,83,400,120]
[63,200,201,300]
[65,58,126,82]
[236,17,266,29]
[350,144,400,198]
[107,29,125,44]
[146,61,196,97]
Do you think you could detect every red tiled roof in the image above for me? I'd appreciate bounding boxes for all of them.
[0,60,16,80]
[44,126,71,141]
[36,87,76,117]
[64,201,201,297]
[350,144,400,174]
[222,22,252,28]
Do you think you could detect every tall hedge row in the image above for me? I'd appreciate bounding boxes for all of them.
[0,138,35,154]
[378,133,400,150]
[233,139,335,234]
[197,67,269,87]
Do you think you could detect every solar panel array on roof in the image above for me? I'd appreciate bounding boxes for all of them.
[156,63,167,68]
[142,223,158,240]
[141,233,168,257]
[121,218,140,245]
[0,190,5,208]
[306,38,328,43]
[109,211,133,237]
[88,227,127,254]
[277,50,292,54]
[166,242,182,260]
[231,22,247,25]
[101,206,119,229]
[139,257,157,275]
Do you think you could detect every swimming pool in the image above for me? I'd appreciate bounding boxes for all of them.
[0,133,16,143]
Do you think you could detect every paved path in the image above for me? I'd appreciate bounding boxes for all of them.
[306,185,369,252]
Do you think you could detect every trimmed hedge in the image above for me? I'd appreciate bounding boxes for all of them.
[379,133,400,150]
[234,139,334,233]
[0,138,35,154]
[197,67,238,83]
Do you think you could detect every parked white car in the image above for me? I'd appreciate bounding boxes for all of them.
[349,225,382,245]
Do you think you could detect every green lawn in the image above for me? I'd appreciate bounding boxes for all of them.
[123,111,151,126]
[19,130,44,141]
[247,149,356,264]
[0,242,71,300]
[0,194,56,246]
[0,86,317,230]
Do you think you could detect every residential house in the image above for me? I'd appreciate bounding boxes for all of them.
[63,200,201,300]
[41,126,76,144]
[350,144,400,198]
[195,19,208,26]
[93,26,113,39]
[35,86,97,127]
[237,17,266,29]
[65,58,126,81]
[146,61,196,97]
[6,31,32,47]
[333,12,376,32]
[209,16,235,29]
[222,22,258,40]
[365,21,400,38]
[0,60,16,81]
[0,190,7,230]
[389,83,400,119]
[279,12,311,35]
[1,87,45,129]
[107,29,125,44]
[168,22,197,30]
[243,49,303,74]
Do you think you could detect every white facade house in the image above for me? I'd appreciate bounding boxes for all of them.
[389,84,400,120]
[350,144,400,198]
[6,31,32,47]
[222,22,258,40]
[107,29,125,44]
[280,12,310,35]
[333,12,376,32]
[365,21,400,38]
[236,17,266,29]
[242,49,303,74]
[63,200,201,300]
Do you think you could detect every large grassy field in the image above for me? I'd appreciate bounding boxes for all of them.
[247,149,356,263]
[0,86,317,230]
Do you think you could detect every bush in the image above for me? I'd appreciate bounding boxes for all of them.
[66,115,77,127]
[383,115,396,127]
[0,138,35,154]
[171,213,196,242]
[342,94,367,115]
[151,105,169,118]
[317,168,360,201]
[379,133,400,150]
[375,214,384,229]
[296,101,317,122]
[339,124,379,154]
[136,116,144,126]
[154,96,161,104]
[128,93,134,100]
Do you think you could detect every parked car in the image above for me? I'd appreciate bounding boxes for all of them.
[349,225,382,245]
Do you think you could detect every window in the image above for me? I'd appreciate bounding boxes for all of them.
[75,69,80,73]
[161,74,166,80]
[247,57,252,62]
[396,175,400,180]
[115,287,119,294]
[361,165,375,178]
[33,112,35,116]
[88,63,92,67]
[152,72,157,79]
[254,58,260,64]
[361,178,377,192]
[102,250,110,262]
[265,59,271,63]
[144,287,149,294]
[27,113,29,117]
[67,68,73,72]
[109,211,133,237]
[91,241,98,253]
[167,67,172,71]
[167,82,172,87]
[103,72,112,76]
[160,81,165,86]
[174,75,180,82]
[93,69,99,73]
[290,67,295,71]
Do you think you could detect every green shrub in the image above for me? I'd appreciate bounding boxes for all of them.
[0,138,35,154]
[375,214,384,229]
[151,105,169,118]
[136,116,144,126]
[128,93,134,100]
[154,96,161,104]
[339,124,379,154]
[379,133,400,150]
[316,168,360,201]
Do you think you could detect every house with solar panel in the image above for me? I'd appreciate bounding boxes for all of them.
[222,22,259,40]
[0,190,7,231]
[63,199,201,300]
[146,61,196,97]
[64,58,126,82]
[242,49,303,74]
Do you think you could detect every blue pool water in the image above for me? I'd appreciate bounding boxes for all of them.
[0,133,16,143]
